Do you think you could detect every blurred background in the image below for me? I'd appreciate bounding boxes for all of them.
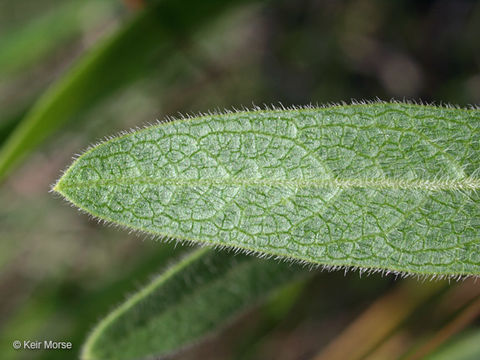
[1,0,480,359]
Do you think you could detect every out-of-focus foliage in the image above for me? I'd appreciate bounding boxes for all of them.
[0,0,121,138]
[426,330,480,360]
[0,0,115,77]
[0,0,260,181]
[1,0,479,359]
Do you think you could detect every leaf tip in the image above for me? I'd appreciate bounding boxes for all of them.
[50,174,65,196]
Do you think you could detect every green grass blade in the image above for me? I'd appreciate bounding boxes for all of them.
[0,9,157,181]
[0,112,23,146]
[54,102,480,277]
[0,0,116,77]
[81,248,305,360]
[0,0,257,181]
[425,330,480,360]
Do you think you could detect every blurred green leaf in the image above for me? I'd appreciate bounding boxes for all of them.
[0,0,260,181]
[0,0,116,78]
[81,248,306,360]
[425,330,480,360]
[55,103,480,277]
[0,113,22,145]
[234,279,308,360]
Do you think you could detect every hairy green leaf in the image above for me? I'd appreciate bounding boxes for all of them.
[81,248,305,360]
[54,103,480,276]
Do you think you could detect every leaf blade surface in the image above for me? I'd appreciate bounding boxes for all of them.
[55,103,480,276]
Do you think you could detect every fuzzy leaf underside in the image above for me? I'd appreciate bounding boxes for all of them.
[55,103,480,276]
[81,248,306,360]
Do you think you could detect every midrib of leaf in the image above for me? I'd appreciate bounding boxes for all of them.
[57,176,480,191]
